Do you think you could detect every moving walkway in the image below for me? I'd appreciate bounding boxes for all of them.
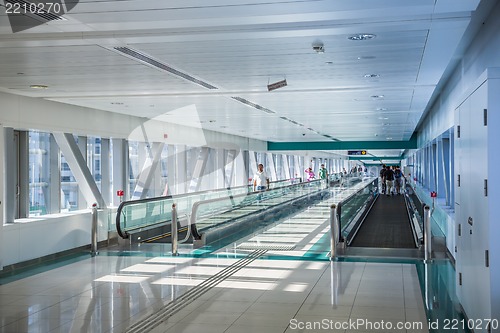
[115,178,330,250]
[334,178,426,254]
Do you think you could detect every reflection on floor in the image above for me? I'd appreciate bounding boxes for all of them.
[0,252,429,333]
[1,184,445,333]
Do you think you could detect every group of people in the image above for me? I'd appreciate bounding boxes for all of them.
[252,163,329,192]
[380,164,405,196]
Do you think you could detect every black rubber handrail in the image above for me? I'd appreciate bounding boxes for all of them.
[115,178,300,238]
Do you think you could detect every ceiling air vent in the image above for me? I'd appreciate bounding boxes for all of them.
[5,0,65,21]
[113,47,218,90]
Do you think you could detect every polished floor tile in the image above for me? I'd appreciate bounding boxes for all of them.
[1,186,432,333]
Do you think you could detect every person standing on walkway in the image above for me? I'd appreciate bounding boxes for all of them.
[318,164,328,179]
[253,163,270,191]
[384,165,395,196]
[380,164,387,194]
[394,165,404,195]
[305,167,315,181]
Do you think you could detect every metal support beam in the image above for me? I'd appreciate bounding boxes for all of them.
[77,136,87,209]
[53,133,106,208]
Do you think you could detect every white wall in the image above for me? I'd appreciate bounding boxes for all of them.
[2,208,111,267]
[417,1,500,146]
[0,125,4,270]
[0,91,267,152]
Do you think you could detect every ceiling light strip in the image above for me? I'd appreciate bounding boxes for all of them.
[113,47,218,90]
[231,97,275,114]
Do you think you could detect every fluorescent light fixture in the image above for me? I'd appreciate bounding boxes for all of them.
[30,84,48,89]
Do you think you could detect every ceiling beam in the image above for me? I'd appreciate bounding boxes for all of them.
[348,156,402,161]
[267,139,417,151]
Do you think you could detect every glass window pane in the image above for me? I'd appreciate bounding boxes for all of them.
[28,131,51,216]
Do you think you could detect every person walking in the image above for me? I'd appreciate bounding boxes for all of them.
[380,164,387,194]
[253,163,270,191]
[384,165,395,196]
[305,167,315,181]
[394,165,404,194]
[318,164,328,179]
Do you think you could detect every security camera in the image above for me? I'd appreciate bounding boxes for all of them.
[302,133,306,136]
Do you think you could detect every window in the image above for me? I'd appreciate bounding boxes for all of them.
[28,131,51,216]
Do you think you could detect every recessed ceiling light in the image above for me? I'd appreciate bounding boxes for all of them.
[376,107,387,111]
[378,117,389,120]
[17,72,25,75]
[357,56,376,60]
[325,61,333,64]
[111,102,124,105]
[30,84,48,89]
[371,95,384,99]
[364,74,380,78]
[209,120,216,123]
[386,137,393,140]
[348,34,376,41]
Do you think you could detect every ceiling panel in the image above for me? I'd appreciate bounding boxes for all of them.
[0,0,485,160]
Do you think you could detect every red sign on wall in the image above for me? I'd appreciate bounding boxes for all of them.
[430,191,437,198]
[116,190,124,197]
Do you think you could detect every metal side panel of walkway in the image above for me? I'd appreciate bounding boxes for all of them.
[350,193,415,248]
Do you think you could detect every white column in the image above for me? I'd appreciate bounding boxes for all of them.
[248,151,258,177]
[282,154,291,179]
[233,150,247,186]
[294,155,301,180]
[3,128,15,223]
[112,138,128,205]
[266,153,277,181]
[100,138,111,206]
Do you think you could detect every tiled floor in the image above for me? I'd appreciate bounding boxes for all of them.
[0,183,431,332]
[0,254,429,333]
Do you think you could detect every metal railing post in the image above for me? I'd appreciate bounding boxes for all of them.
[171,203,178,256]
[329,204,339,260]
[91,203,98,256]
[424,205,432,262]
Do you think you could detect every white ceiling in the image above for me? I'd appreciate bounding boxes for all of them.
[0,0,485,160]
